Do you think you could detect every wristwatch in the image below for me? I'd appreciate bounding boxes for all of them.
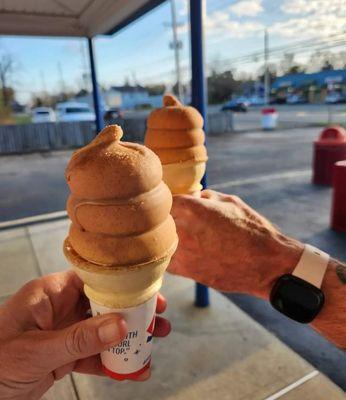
[270,244,330,323]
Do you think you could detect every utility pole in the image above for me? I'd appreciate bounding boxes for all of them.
[264,28,270,105]
[170,0,183,101]
[40,70,47,95]
[80,41,89,91]
[57,62,66,98]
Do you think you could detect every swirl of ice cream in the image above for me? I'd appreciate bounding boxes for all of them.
[65,125,177,267]
[145,94,208,164]
[145,94,208,195]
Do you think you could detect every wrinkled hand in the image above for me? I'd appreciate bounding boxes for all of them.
[0,271,170,400]
[168,190,303,297]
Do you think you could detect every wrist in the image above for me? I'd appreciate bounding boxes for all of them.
[256,233,304,299]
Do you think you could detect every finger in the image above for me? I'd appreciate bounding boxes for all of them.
[171,195,197,218]
[200,189,219,199]
[156,293,167,314]
[153,316,171,337]
[73,355,104,376]
[27,314,127,372]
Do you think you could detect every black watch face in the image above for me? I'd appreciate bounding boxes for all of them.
[270,274,325,323]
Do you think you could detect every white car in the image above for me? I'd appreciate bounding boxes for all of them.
[325,92,346,104]
[32,107,56,123]
[56,102,95,122]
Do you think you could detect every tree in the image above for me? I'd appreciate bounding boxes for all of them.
[322,60,334,71]
[207,70,241,104]
[286,65,306,74]
[280,53,305,75]
[0,53,16,107]
[145,84,166,96]
[257,63,277,84]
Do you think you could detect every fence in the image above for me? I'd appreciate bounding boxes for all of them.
[0,112,233,154]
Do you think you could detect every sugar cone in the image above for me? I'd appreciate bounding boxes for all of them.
[63,238,176,309]
[162,160,206,196]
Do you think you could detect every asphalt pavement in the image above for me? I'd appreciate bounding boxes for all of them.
[0,126,345,389]
[127,103,346,132]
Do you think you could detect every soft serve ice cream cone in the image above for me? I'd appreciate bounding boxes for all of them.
[145,94,208,195]
[63,125,178,380]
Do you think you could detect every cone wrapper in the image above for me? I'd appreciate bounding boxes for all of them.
[162,160,206,195]
[90,294,157,380]
[64,239,177,380]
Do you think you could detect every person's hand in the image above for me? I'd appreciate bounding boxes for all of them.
[168,190,303,298]
[0,271,170,400]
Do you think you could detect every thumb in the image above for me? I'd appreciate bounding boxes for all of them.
[33,314,127,371]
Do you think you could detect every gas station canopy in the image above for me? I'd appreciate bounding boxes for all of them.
[0,0,165,37]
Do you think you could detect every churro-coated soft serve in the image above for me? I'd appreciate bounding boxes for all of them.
[145,94,208,165]
[65,125,177,267]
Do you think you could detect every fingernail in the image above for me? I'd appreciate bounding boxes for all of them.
[98,318,127,344]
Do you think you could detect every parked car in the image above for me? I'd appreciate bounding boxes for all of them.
[32,107,56,123]
[221,99,248,112]
[286,94,307,104]
[325,92,346,104]
[104,107,124,122]
[56,102,95,122]
[271,97,286,104]
[248,95,265,106]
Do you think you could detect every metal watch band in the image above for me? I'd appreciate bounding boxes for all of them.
[292,244,330,289]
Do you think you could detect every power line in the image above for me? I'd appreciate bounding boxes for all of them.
[133,38,346,83]
[207,33,346,65]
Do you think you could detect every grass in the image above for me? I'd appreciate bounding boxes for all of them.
[14,114,32,125]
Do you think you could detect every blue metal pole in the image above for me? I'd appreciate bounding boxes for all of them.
[87,37,104,133]
[190,0,210,308]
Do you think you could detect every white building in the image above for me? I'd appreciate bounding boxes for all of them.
[105,85,156,110]
[72,85,165,111]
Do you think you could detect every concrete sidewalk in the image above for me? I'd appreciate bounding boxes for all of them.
[0,219,344,399]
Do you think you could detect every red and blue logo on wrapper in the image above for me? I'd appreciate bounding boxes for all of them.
[101,307,157,381]
[146,316,155,343]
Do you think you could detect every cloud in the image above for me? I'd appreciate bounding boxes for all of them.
[229,0,263,17]
[275,0,346,39]
[281,0,344,15]
[204,10,263,38]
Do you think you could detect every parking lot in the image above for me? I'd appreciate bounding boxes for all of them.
[1,126,346,390]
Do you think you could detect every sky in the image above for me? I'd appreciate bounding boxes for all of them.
[0,0,345,104]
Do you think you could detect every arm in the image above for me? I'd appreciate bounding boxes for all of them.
[169,190,346,349]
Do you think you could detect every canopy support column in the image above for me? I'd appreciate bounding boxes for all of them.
[87,37,104,133]
[190,0,210,308]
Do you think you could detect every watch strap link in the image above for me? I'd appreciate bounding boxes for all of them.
[292,244,330,289]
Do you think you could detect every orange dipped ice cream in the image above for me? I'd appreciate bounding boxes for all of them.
[63,124,178,308]
[145,94,208,195]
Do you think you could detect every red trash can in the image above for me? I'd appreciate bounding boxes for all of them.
[331,161,346,232]
[313,125,346,186]
[261,108,278,130]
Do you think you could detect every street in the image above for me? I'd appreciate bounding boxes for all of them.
[126,103,346,131]
[220,103,346,131]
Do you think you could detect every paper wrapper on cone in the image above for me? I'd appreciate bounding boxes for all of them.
[63,125,178,380]
[64,240,175,380]
[90,295,157,380]
[145,94,208,195]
